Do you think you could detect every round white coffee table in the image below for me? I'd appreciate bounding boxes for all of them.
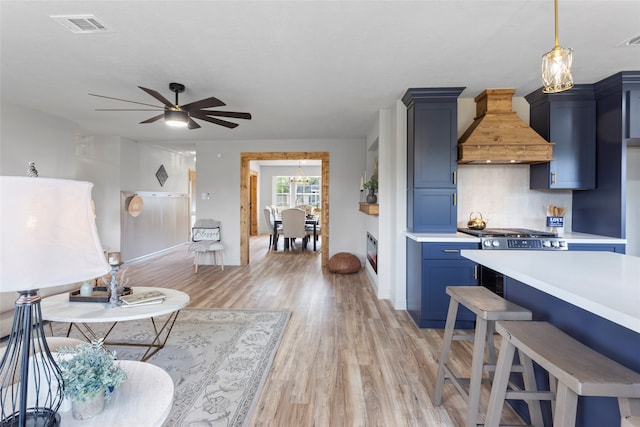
[41,287,189,361]
[58,360,174,427]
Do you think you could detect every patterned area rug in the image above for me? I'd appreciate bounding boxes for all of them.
[52,308,290,427]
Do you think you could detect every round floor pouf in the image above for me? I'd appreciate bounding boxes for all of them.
[327,252,361,274]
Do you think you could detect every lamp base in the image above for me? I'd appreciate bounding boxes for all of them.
[1,408,60,427]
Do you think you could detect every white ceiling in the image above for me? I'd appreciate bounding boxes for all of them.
[1,1,639,145]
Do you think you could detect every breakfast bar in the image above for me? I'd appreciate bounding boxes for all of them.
[460,250,640,427]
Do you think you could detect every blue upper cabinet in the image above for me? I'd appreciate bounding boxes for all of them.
[403,87,464,233]
[526,85,596,190]
[627,89,640,139]
[573,71,640,238]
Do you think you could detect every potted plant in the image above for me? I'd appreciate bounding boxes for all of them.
[58,339,127,420]
[363,176,378,204]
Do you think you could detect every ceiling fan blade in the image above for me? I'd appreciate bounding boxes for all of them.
[96,108,164,111]
[187,118,201,129]
[190,111,239,129]
[138,86,175,109]
[181,97,226,112]
[89,93,161,109]
[200,110,252,120]
[139,114,164,124]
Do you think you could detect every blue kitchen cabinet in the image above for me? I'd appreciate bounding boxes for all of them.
[568,243,626,253]
[526,85,596,190]
[407,189,456,233]
[403,87,464,232]
[627,89,640,138]
[406,240,479,328]
[573,71,640,238]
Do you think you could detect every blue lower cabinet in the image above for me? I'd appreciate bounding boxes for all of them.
[406,240,479,328]
[568,243,626,253]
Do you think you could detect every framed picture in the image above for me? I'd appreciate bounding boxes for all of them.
[156,164,168,187]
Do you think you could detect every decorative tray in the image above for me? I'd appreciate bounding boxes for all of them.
[69,286,132,303]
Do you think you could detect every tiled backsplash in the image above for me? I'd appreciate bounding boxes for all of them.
[457,164,572,231]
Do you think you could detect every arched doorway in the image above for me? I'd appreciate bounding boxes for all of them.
[240,152,329,266]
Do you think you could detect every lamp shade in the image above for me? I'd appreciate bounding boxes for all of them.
[0,176,111,291]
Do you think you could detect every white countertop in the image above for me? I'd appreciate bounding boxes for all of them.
[406,230,626,244]
[460,250,640,333]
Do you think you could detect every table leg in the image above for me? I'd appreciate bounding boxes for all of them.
[314,222,317,251]
[54,311,182,362]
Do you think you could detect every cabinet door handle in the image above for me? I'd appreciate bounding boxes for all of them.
[551,172,556,184]
[443,249,460,253]
[452,171,457,185]
[474,265,478,280]
[453,192,457,206]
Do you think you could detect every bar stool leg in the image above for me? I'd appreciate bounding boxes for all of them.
[484,337,516,427]
[467,317,489,427]
[553,382,578,427]
[520,352,544,427]
[194,251,200,273]
[434,298,460,406]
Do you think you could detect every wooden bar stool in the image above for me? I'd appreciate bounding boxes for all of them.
[485,321,640,427]
[433,286,542,427]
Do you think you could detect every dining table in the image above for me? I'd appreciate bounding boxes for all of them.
[274,215,319,251]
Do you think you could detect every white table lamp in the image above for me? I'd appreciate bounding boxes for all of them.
[0,176,111,427]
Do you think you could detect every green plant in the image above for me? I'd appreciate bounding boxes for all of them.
[363,176,378,191]
[58,339,127,402]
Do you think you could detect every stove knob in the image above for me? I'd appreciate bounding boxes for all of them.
[542,240,552,248]
[552,241,560,248]
[492,240,500,247]
[483,240,492,247]
[559,241,567,248]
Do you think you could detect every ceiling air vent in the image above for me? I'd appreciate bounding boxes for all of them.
[50,15,112,34]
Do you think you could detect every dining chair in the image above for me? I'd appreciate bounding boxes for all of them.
[280,208,310,251]
[264,207,281,250]
[295,204,314,215]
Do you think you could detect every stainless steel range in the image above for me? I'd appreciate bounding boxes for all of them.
[457,227,568,296]
[458,227,568,251]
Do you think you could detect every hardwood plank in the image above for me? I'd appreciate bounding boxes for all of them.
[120,236,525,426]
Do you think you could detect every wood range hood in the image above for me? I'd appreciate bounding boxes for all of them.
[457,89,554,164]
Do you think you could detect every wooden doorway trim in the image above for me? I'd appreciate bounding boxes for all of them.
[249,170,258,236]
[240,152,329,266]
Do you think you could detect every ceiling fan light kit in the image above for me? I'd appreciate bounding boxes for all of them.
[541,0,574,93]
[164,109,189,127]
[90,82,252,130]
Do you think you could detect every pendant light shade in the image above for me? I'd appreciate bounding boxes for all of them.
[541,0,573,93]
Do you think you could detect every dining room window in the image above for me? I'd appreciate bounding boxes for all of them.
[274,176,321,210]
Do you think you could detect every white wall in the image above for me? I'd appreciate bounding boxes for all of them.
[194,139,366,265]
[0,101,77,178]
[1,100,195,254]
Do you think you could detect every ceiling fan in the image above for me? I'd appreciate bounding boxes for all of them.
[89,82,251,129]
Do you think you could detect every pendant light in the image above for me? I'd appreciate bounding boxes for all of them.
[290,161,310,183]
[541,0,573,93]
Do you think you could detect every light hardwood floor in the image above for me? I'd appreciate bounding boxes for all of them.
[123,236,524,426]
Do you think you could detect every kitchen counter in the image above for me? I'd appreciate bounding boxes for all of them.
[405,231,479,242]
[460,250,639,332]
[406,230,626,245]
